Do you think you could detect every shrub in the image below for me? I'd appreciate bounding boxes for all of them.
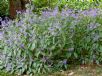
[62,0,102,11]
[0,0,9,16]
[32,0,58,14]
[32,0,58,8]
[31,0,102,14]
[1,4,102,75]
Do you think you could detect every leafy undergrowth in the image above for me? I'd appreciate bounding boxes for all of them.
[0,70,15,76]
[1,65,102,76]
[49,65,102,76]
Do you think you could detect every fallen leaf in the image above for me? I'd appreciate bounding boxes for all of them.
[68,71,74,76]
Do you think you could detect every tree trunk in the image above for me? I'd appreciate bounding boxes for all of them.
[9,0,30,19]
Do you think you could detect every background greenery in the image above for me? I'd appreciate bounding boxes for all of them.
[1,0,102,16]
[0,0,9,16]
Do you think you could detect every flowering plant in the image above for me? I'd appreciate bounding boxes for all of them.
[0,4,102,75]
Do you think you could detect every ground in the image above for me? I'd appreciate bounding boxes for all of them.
[1,65,102,76]
[49,65,102,76]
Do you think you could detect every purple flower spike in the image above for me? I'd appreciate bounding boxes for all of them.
[89,9,97,17]
[81,10,88,16]
[71,14,78,19]
[0,31,3,40]
[52,7,58,16]
[1,21,7,27]
[66,9,73,14]
[42,11,52,17]
[88,22,100,30]
[5,17,9,22]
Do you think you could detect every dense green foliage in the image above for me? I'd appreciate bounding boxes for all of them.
[32,0,58,9]
[0,0,9,16]
[0,0,102,16]
[0,70,15,76]
[31,0,102,14]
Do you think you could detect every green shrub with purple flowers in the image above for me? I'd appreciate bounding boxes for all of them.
[1,4,102,75]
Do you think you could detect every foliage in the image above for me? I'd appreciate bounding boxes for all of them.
[1,4,102,75]
[0,0,9,16]
[32,0,58,8]
[31,0,102,14]
[0,0,101,16]
[58,0,102,11]
[31,0,58,14]
[0,70,15,76]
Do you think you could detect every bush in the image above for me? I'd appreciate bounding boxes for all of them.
[32,0,58,14]
[0,0,9,16]
[31,0,102,14]
[60,0,102,11]
[32,0,58,8]
[1,4,102,75]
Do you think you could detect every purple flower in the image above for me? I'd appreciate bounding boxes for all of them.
[0,31,3,40]
[66,9,73,14]
[6,40,11,44]
[88,9,97,17]
[81,10,88,16]
[80,9,98,17]
[88,22,100,30]
[61,9,74,16]
[25,9,32,15]
[61,10,69,16]
[42,7,58,17]
[16,10,22,14]
[6,63,12,71]
[52,7,58,16]
[16,20,24,27]
[48,27,55,31]
[1,21,7,27]
[20,44,25,49]
[42,11,52,17]
[63,59,67,65]
[28,18,34,24]
[71,13,78,19]
[5,17,9,22]
[24,32,27,36]
[68,48,74,52]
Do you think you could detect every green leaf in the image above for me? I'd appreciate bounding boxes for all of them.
[31,43,36,50]
[74,52,78,58]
